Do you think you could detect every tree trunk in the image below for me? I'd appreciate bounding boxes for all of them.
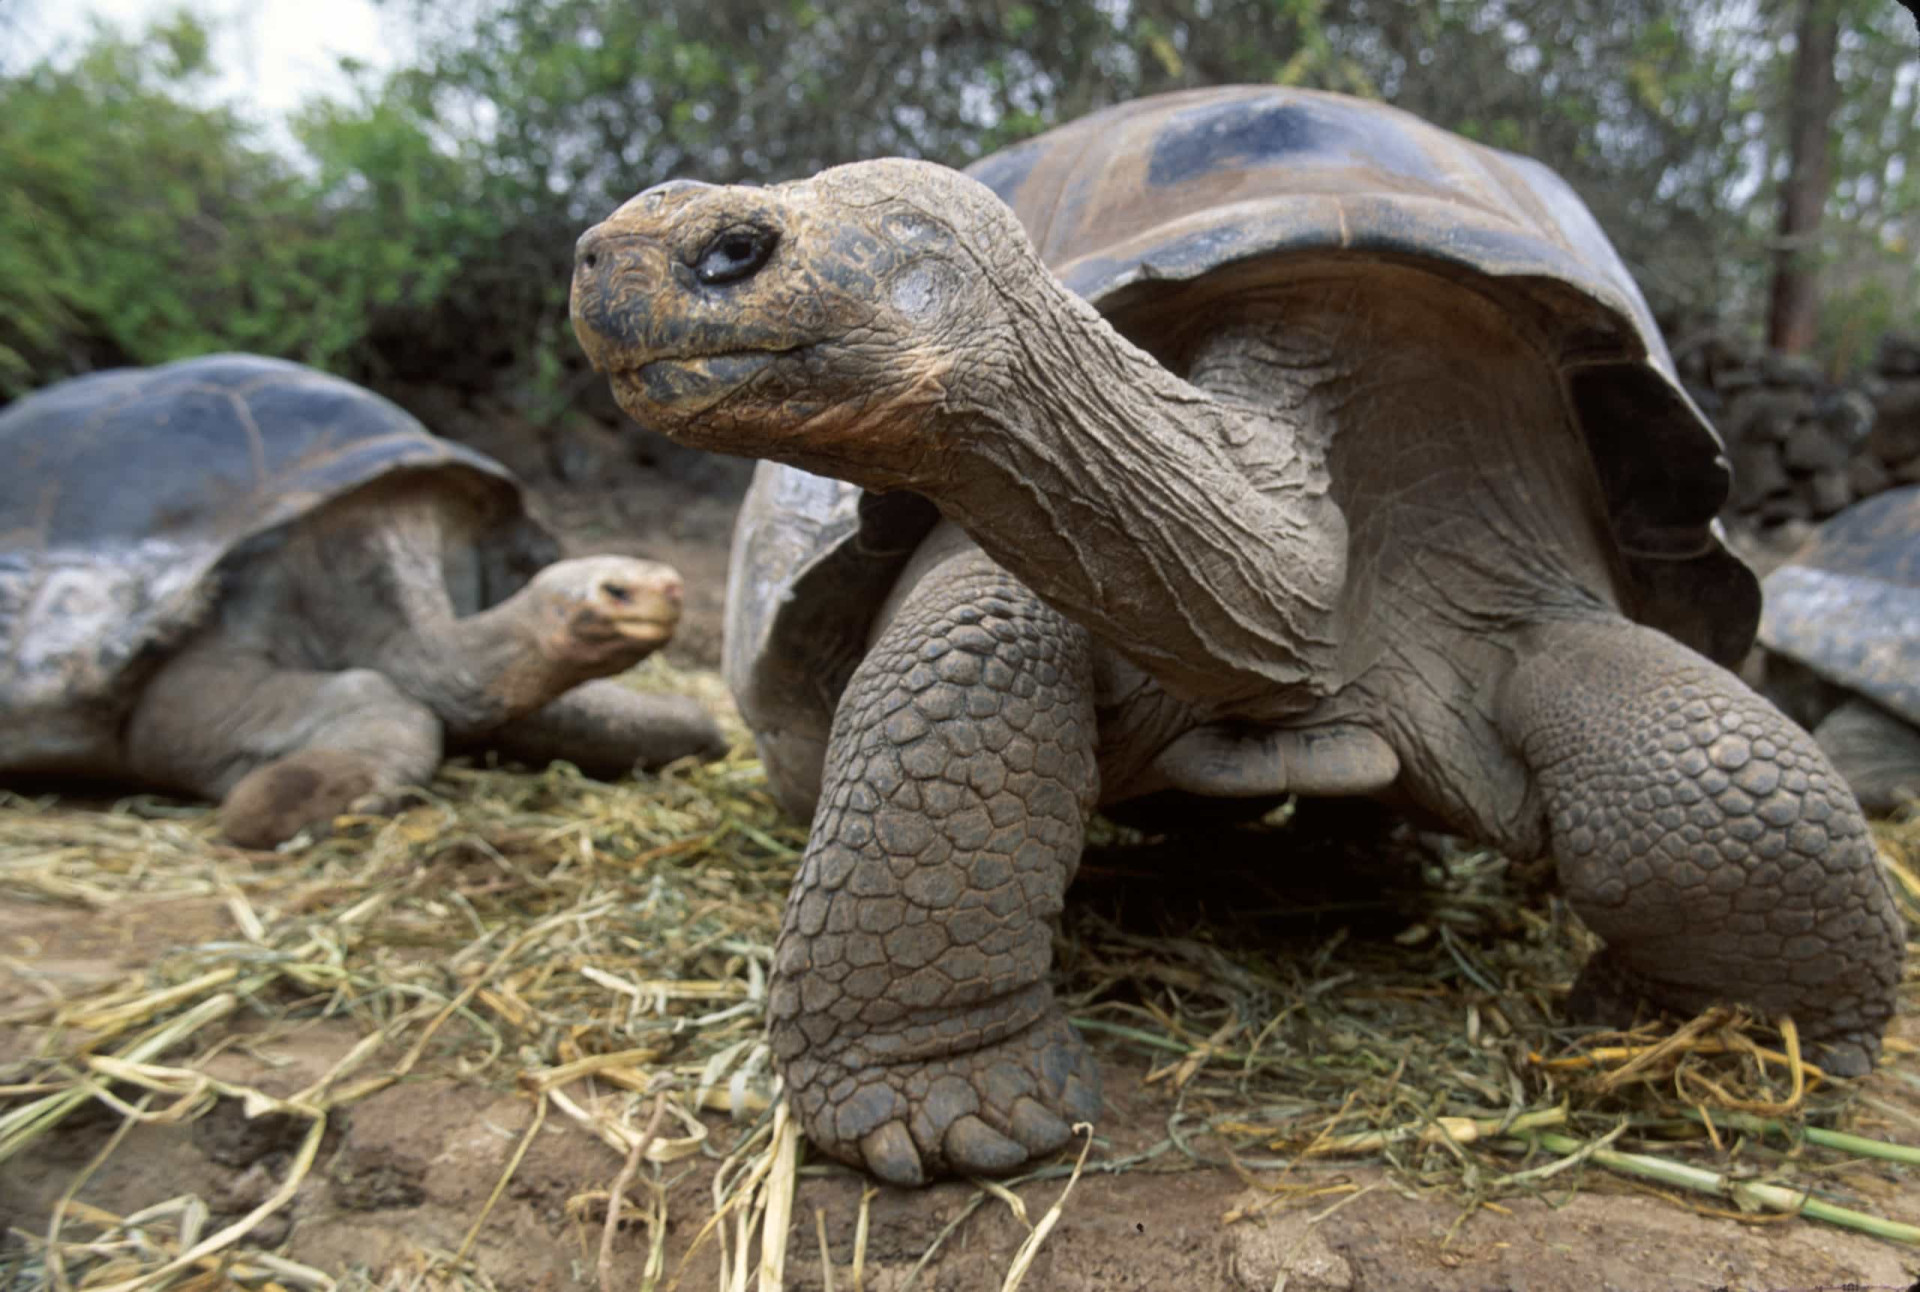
[1767,0,1841,355]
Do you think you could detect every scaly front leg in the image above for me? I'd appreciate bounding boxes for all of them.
[769,545,1102,1185]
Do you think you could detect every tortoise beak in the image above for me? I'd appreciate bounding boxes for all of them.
[571,179,725,371]
[570,227,665,372]
[571,226,792,420]
[596,566,684,645]
[537,557,685,662]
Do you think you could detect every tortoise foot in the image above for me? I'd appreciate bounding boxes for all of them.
[219,750,386,849]
[787,1009,1101,1187]
[1568,948,1881,1078]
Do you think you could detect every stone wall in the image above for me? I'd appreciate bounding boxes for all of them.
[1677,332,1920,533]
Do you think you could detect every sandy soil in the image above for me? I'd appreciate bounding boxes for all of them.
[2,883,1917,1292]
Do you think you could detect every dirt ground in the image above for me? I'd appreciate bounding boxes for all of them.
[4,882,1919,1291]
[5,462,1920,1291]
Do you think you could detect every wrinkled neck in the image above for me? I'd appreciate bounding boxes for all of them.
[913,284,1347,711]
[375,595,595,739]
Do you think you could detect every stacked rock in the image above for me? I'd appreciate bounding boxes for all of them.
[1677,331,1920,530]
[1866,333,1920,495]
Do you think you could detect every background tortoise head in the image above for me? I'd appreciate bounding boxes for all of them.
[570,159,1040,490]
[525,554,686,671]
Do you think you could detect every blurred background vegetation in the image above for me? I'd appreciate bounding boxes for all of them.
[0,0,1915,409]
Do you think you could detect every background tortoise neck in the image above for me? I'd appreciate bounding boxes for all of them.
[217,479,589,739]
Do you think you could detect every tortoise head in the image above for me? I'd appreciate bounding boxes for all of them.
[526,554,685,672]
[570,159,1033,490]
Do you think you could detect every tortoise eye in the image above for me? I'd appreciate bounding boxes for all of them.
[695,227,777,285]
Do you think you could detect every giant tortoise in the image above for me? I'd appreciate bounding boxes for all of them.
[1757,484,1920,814]
[1,353,726,847]
[570,86,1903,1183]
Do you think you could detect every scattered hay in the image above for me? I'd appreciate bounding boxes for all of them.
[2,668,1918,1288]
[1057,802,1920,1240]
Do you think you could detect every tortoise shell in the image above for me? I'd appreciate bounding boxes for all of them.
[1758,484,1920,726]
[0,353,554,775]
[726,86,1759,791]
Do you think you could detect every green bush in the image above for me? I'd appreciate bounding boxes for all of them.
[0,12,503,397]
[0,15,297,391]
[4,0,1915,403]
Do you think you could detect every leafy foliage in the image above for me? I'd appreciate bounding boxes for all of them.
[0,12,493,395]
[0,15,299,392]
[2,0,1916,402]
[1802,0,1920,368]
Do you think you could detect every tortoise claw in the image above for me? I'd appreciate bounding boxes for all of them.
[791,1011,1102,1185]
[1810,1038,1874,1079]
[946,1115,1028,1173]
[1571,948,1884,1079]
[1007,1096,1072,1154]
[860,1122,925,1187]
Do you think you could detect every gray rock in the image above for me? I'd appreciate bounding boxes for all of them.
[1683,382,1724,418]
[1759,491,1814,523]
[1807,468,1853,517]
[1227,1199,1356,1292]
[1730,441,1791,509]
[1727,389,1815,444]
[1817,390,1875,446]
[1849,453,1893,499]
[1868,381,1920,464]
[1783,421,1849,473]
[1876,332,1920,377]
[1762,351,1825,386]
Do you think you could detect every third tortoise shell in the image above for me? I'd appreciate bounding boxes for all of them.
[1758,484,1920,728]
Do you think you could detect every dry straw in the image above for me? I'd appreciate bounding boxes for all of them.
[3,658,1919,1289]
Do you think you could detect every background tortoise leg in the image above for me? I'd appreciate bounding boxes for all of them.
[126,646,442,849]
[1498,615,1904,1074]
[474,678,728,779]
[769,546,1102,1186]
[1811,698,1920,816]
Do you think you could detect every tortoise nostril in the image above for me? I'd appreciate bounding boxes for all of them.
[574,225,618,278]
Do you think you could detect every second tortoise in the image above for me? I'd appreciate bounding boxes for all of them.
[1,354,727,846]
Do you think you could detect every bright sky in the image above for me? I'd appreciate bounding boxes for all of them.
[10,0,407,123]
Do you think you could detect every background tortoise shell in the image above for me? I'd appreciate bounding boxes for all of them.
[1758,484,1920,726]
[725,85,1760,789]
[0,353,557,775]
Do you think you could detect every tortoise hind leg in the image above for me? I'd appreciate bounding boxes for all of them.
[125,645,442,848]
[1497,615,1903,1075]
[474,678,728,778]
[770,543,1102,1185]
